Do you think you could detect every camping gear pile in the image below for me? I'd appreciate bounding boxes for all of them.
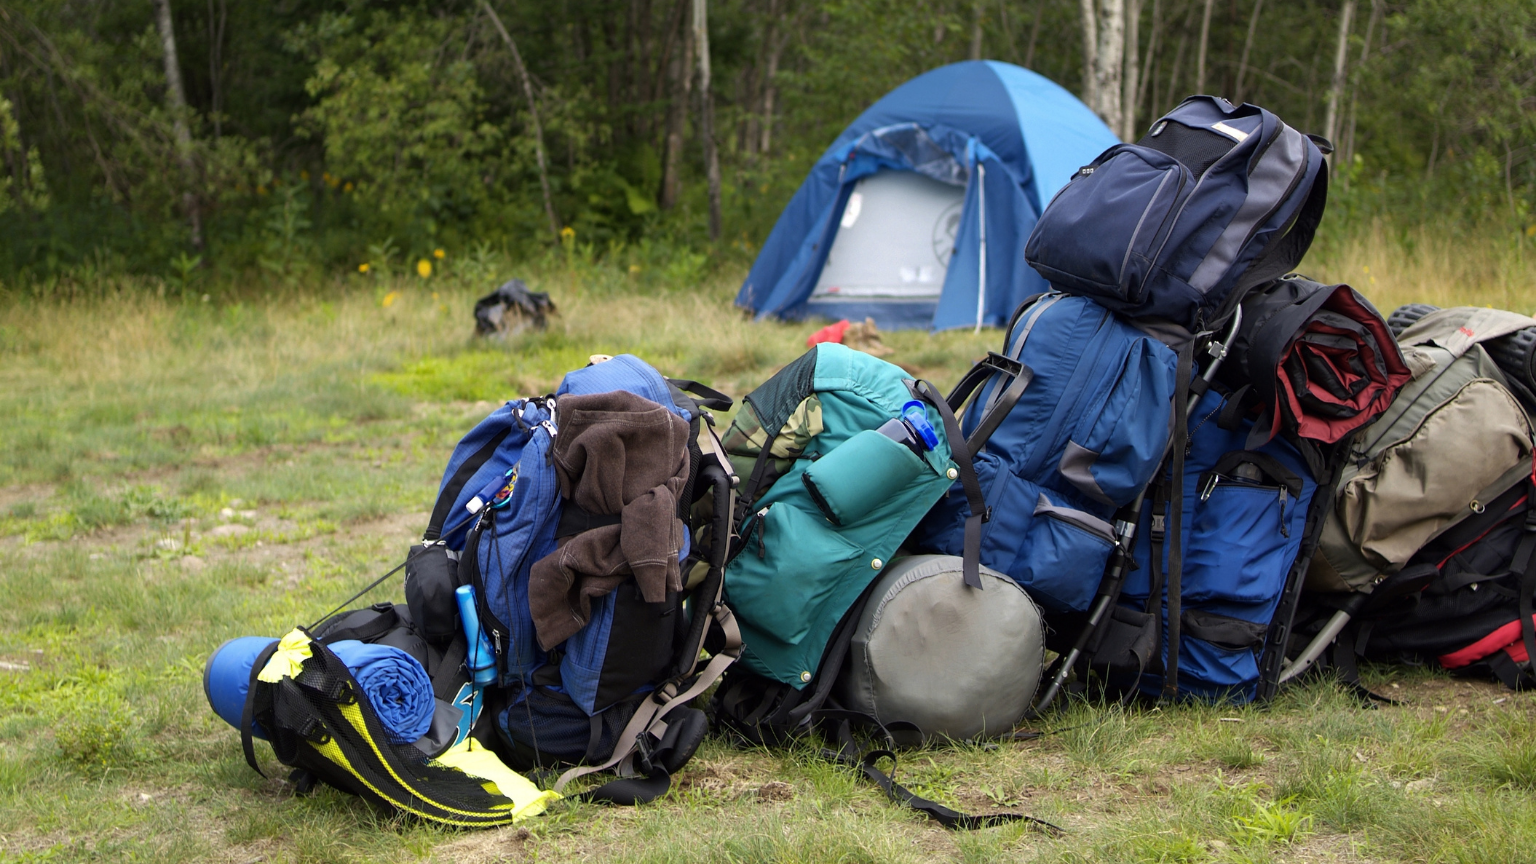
[205,78,1536,833]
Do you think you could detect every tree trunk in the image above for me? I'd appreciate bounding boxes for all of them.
[1122,0,1141,139]
[152,0,202,250]
[1233,0,1262,104]
[1080,0,1098,108]
[481,0,561,244]
[759,5,788,156]
[970,0,985,60]
[1136,0,1161,118]
[693,0,721,240]
[1194,0,1213,93]
[1322,0,1355,151]
[1091,0,1124,134]
[207,0,226,141]
[659,0,693,209]
[1339,0,1381,177]
[1025,0,1045,69]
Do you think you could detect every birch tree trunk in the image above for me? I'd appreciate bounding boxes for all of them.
[1122,0,1141,139]
[1233,0,1263,104]
[482,1,560,244]
[1322,0,1356,151]
[1094,0,1125,135]
[152,0,202,250]
[970,0,984,60]
[1080,0,1098,108]
[659,0,693,209]
[693,0,721,240]
[1194,0,1214,94]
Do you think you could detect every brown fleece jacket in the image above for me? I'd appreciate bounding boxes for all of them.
[528,390,690,650]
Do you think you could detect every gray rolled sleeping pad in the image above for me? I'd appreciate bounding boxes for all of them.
[833,554,1044,746]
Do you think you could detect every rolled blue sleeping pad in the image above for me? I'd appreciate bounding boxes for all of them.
[204,636,278,739]
[326,640,436,744]
[204,636,436,745]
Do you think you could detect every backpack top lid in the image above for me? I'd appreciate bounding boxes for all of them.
[1025,95,1330,332]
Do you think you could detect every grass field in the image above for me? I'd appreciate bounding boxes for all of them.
[2,228,1535,863]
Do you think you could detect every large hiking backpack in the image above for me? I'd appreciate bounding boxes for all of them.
[444,355,740,798]
[1286,306,1536,692]
[1309,309,1536,595]
[709,346,1057,831]
[1101,277,1406,702]
[216,354,740,819]
[912,291,1179,614]
[1025,95,1330,332]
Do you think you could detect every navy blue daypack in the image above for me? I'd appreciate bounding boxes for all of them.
[1025,96,1329,332]
[423,355,740,801]
[913,292,1178,613]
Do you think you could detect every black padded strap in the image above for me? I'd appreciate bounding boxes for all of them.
[967,361,1034,454]
[574,771,672,805]
[315,603,400,645]
[1160,340,1194,700]
[426,427,511,541]
[1513,492,1536,682]
[912,379,987,590]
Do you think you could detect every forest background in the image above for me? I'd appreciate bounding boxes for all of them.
[1,0,1533,295]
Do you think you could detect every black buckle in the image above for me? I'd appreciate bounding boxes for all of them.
[982,352,1025,379]
[1150,513,1166,543]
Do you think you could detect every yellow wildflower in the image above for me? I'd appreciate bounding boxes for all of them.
[1526,224,1536,238]
[358,262,370,273]
[300,170,310,181]
[432,292,440,300]
[256,184,268,196]
[417,259,432,278]
[628,264,641,275]
[433,248,446,259]
[560,226,576,241]
[382,291,399,308]
[343,182,354,192]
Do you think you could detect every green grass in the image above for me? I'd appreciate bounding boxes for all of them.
[2,238,1536,862]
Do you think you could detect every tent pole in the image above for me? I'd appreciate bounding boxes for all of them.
[975,163,988,333]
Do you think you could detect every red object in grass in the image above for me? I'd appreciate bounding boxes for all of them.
[807,319,852,347]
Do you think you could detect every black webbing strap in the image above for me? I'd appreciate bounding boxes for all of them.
[1513,480,1536,684]
[666,378,734,412]
[911,379,988,590]
[425,427,511,541]
[854,750,1061,832]
[1160,341,1195,700]
[1330,623,1399,705]
[432,636,469,702]
[240,640,283,778]
[556,503,624,540]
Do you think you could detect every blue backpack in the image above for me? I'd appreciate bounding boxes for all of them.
[1024,96,1329,332]
[1115,388,1323,702]
[418,355,740,801]
[913,292,1178,613]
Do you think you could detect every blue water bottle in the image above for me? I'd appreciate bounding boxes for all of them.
[876,401,939,456]
[455,585,498,688]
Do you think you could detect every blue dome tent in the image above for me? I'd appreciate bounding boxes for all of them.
[735,61,1119,331]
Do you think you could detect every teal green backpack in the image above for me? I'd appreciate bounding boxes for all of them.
[718,343,970,689]
[710,344,1056,833]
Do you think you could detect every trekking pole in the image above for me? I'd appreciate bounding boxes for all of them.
[1033,307,1244,714]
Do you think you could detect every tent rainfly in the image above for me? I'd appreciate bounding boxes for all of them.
[735,61,1119,331]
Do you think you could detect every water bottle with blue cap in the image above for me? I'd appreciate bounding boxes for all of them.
[876,400,939,457]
